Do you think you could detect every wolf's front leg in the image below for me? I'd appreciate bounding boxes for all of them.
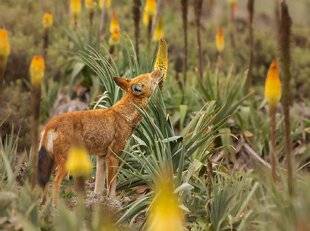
[107,153,119,197]
[94,155,106,194]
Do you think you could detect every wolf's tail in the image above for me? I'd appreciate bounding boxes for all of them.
[37,146,54,188]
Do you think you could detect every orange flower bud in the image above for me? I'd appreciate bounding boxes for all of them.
[153,17,164,41]
[0,29,11,57]
[70,0,81,16]
[215,27,225,52]
[109,12,121,45]
[29,55,45,87]
[265,59,282,106]
[42,12,54,29]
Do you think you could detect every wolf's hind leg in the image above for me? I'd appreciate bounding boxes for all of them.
[94,155,106,194]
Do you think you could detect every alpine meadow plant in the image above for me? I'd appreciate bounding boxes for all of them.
[70,0,82,28]
[143,0,157,50]
[264,59,281,182]
[29,55,45,187]
[109,11,121,54]
[0,29,10,84]
[194,0,204,79]
[246,0,255,89]
[42,12,53,60]
[278,0,294,196]
[181,0,188,83]
[133,0,142,59]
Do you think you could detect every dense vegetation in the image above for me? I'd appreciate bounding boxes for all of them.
[0,0,309,230]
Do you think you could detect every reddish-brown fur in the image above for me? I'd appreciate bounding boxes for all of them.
[38,70,162,203]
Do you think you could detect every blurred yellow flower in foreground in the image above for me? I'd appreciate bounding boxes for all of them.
[109,12,121,45]
[70,0,81,16]
[29,55,45,87]
[215,27,225,52]
[65,146,92,177]
[99,0,111,9]
[0,29,11,57]
[153,17,164,41]
[85,0,95,10]
[147,170,184,231]
[42,12,54,29]
[154,39,168,81]
[265,59,282,106]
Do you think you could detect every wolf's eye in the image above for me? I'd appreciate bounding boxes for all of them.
[131,84,143,95]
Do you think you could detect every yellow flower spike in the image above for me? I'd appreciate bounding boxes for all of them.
[264,59,282,106]
[215,27,225,53]
[144,0,157,17]
[153,17,164,42]
[99,0,112,9]
[143,11,150,26]
[42,12,54,29]
[0,29,11,57]
[65,146,92,177]
[29,55,45,87]
[70,0,81,16]
[154,39,168,81]
[147,170,184,231]
[109,11,121,45]
[85,0,95,10]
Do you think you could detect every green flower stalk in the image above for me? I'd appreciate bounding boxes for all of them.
[194,0,204,79]
[133,0,142,59]
[246,0,255,90]
[181,0,188,84]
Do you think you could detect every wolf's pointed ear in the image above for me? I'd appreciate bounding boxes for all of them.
[150,70,163,79]
[113,77,130,90]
